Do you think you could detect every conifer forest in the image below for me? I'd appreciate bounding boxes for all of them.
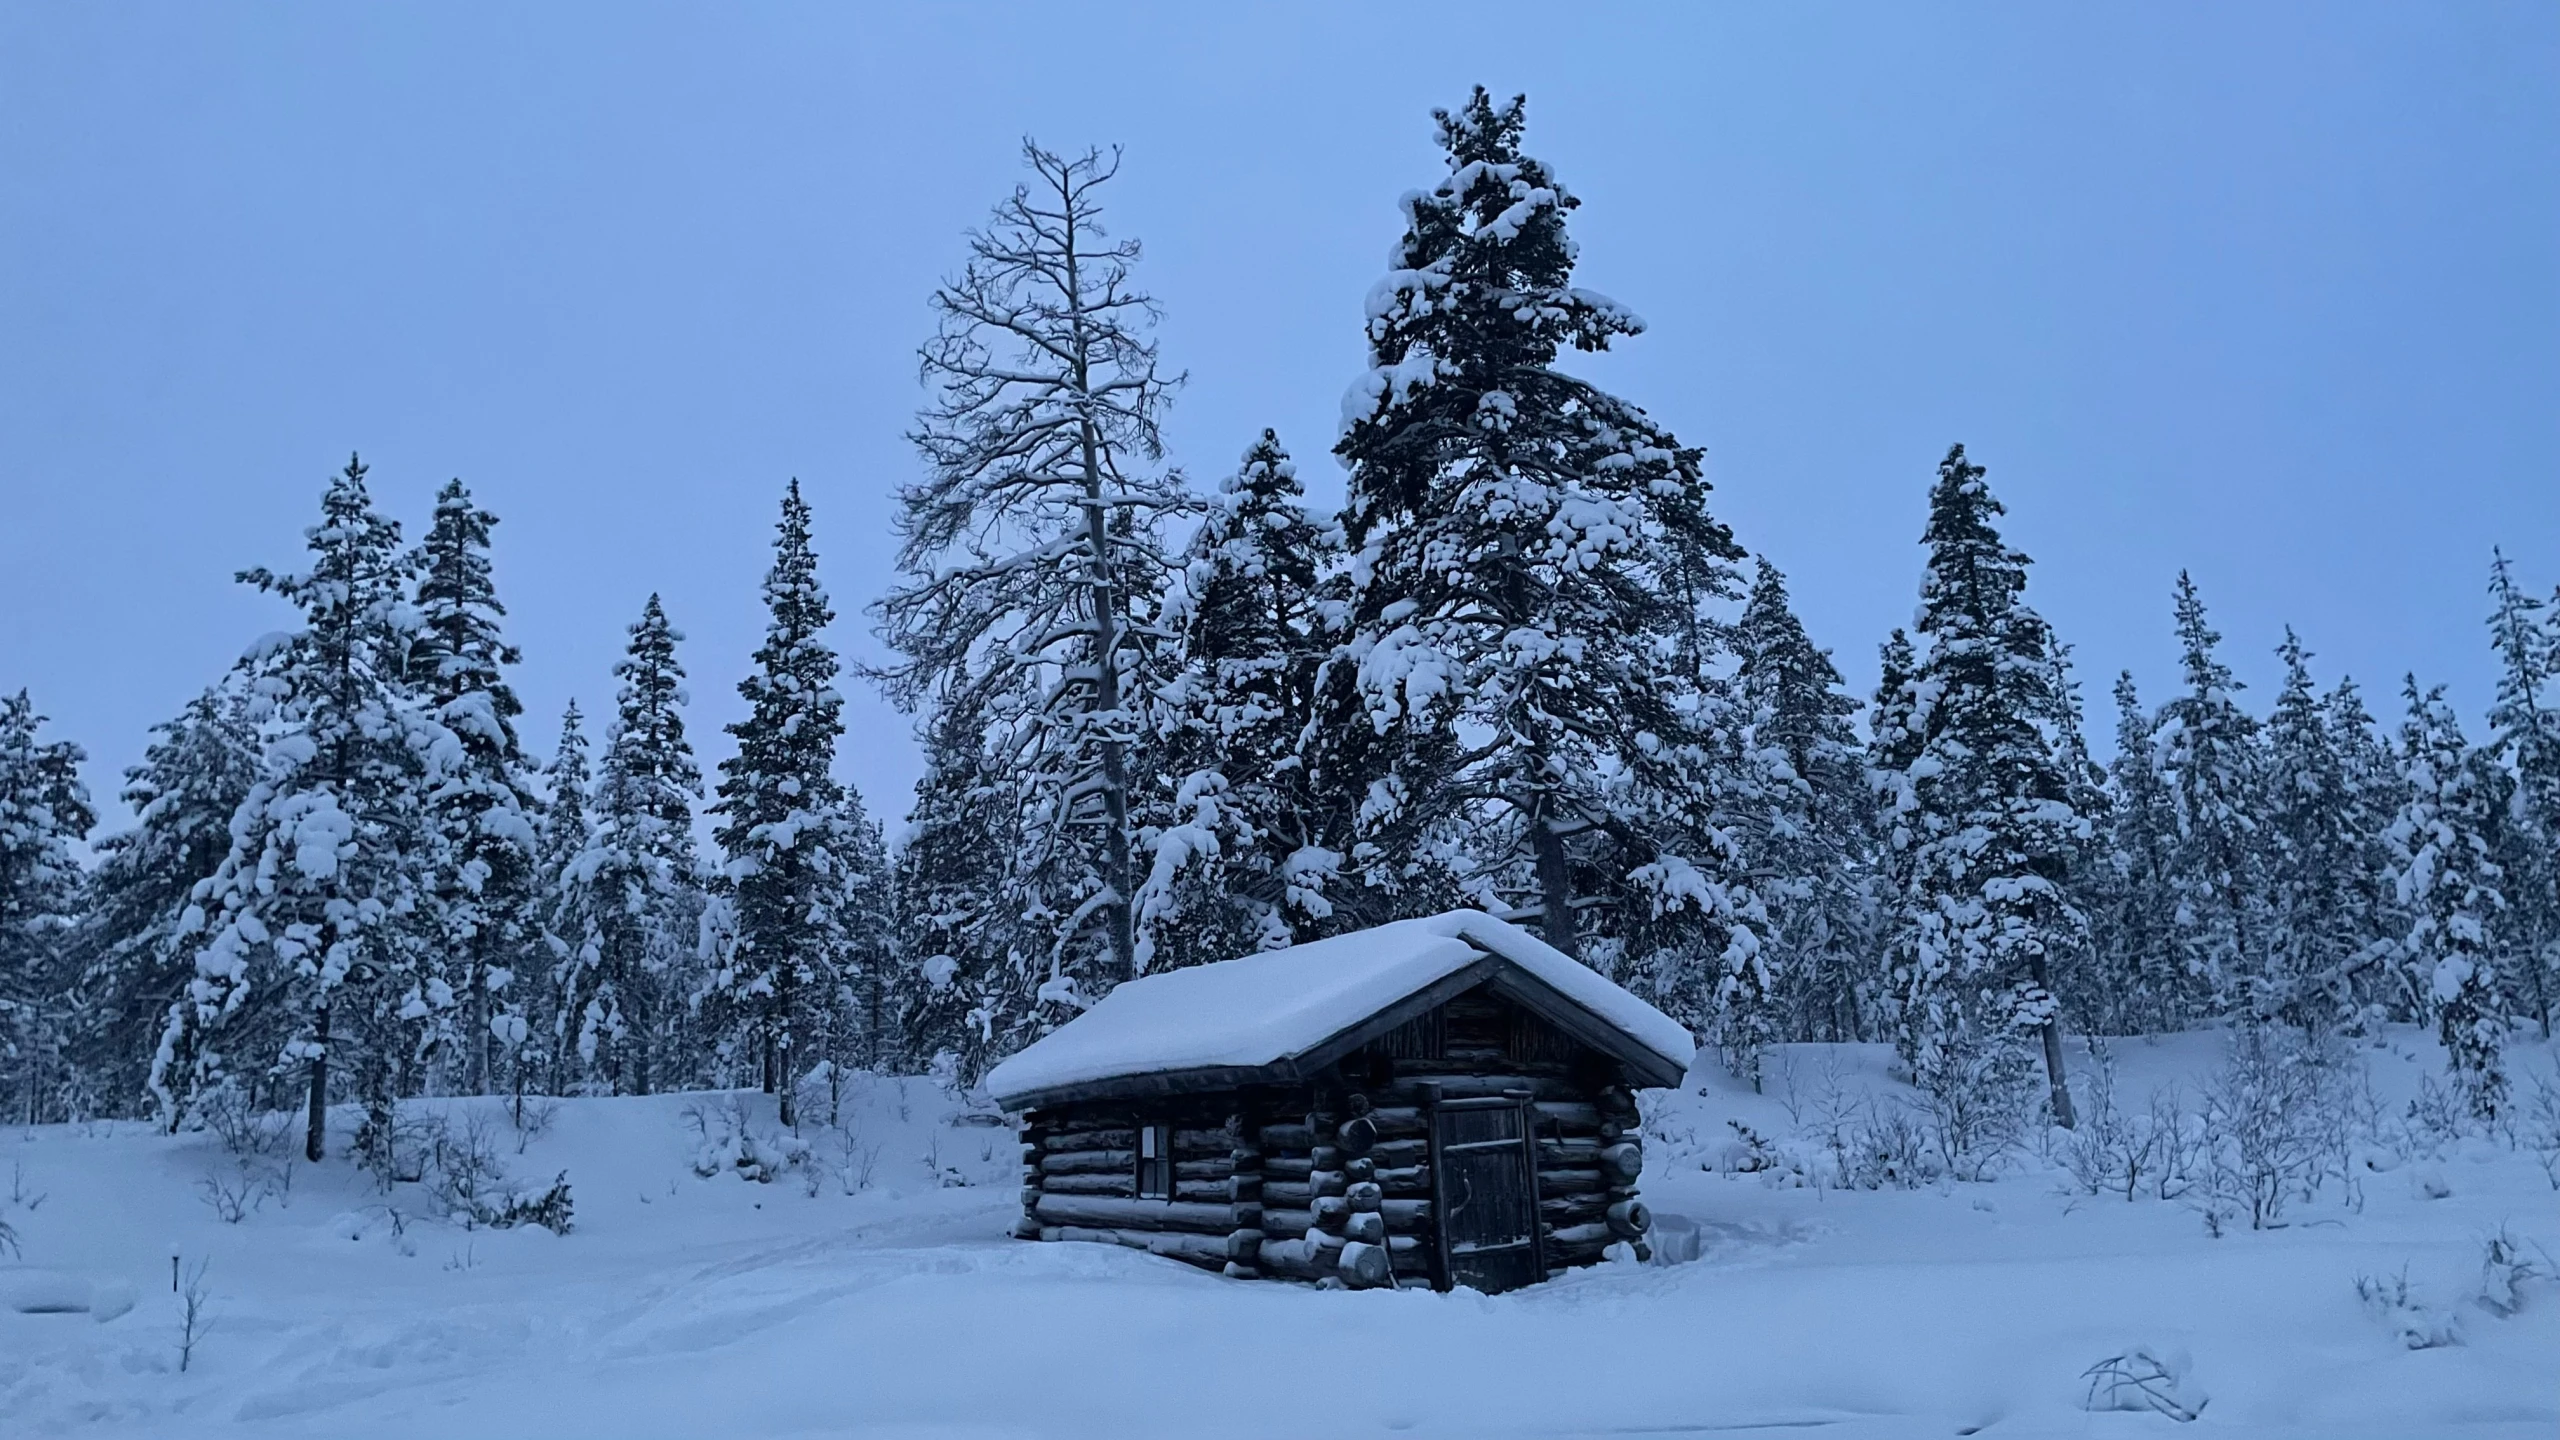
[7,91,2551,1143]
[2,25,2555,1438]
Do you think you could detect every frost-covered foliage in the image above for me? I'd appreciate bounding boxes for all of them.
[61,686,255,1114]
[2157,573,2267,1021]
[874,141,1186,1048]
[2388,680,2510,1117]
[702,483,887,1127]
[1735,559,1877,1047]
[2484,551,2560,1038]
[1137,432,1338,973]
[1323,88,1758,1048]
[556,597,705,1096]
[0,687,94,1122]
[407,479,542,1095]
[1870,445,2086,1122]
[157,455,451,1160]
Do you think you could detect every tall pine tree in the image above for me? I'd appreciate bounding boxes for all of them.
[0,690,94,1123]
[531,701,598,1094]
[1326,88,1755,1019]
[407,478,541,1094]
[563,595,703,1096]
[2388,678,2510,1116]
[2098,673,2183,1031]
[1875,445,2082,1126]
[893,668,1020,1079]
[66,686,255,1115]
[703,482,868,1126]
[2484,550,2559,1035]
[2155,573,2267,1019]
[1734,558,1873,1042]
[1138,431,1338,971]
[160,455,446,1159]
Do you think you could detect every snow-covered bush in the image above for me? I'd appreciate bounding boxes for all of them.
[1910,1032,2035,1182]
[684,1095,808,1184]
[2061,1041,2199,1202]
[2355,1267,2462,1348]
[2517,1068,2560,1190]
[2190,1025,2355,1234]
[2475,1226,2551,1318]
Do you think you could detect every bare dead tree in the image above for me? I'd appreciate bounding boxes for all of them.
[874,141,1186,1006]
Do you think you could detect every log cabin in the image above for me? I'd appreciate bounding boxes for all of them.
[982,910,1695,1293]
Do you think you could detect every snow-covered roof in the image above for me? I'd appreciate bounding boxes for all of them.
[983,910,1697,1111]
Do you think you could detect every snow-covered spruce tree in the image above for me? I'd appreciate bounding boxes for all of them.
[2031,641,2113,1033]
[1874,445,2084,1127]
[2484,551,2559,1035]
[2097,673,2183,1031]
[2325,676,2413,1030]
[702,482,871,1127]
[63,686,256,1115]
[530,701,598,1094]
[0,690,94,1124]
[1137,431,1339,972]
[1326,88,1757,1027]
[407,478,542,1094]
[892,669,1020,1080]
[874,141,1185,1036]
[1734,558,1875,1042]
[2260,631,2388,1032]
[158,455,447,1159]
[562,595,703,1096]
[2387,678,2511,1116]
[2155,573,2270,1020]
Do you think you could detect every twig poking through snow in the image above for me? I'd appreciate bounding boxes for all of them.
[2081,1347,2206,1422]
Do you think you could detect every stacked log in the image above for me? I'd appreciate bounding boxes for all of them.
[1024,1108,1237,1271]
[1224,1103,1264,1280]
[1534,1090,1628,1268]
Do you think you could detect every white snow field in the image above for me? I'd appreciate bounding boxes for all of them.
[3,1030,2554,1439]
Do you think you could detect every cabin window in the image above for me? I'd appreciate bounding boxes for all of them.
[1136,1123,1173,1199]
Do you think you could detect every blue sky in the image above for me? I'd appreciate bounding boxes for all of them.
[3,4,2553,828]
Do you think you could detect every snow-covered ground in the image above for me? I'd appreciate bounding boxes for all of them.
[2,1030,2554,1439]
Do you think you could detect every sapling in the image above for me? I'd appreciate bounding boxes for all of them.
[175,1258,213,1372]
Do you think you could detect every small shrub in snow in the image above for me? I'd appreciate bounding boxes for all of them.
[2080,1347,2206,1422]
[354,1104,439,1190]
[2355,1267,2462,1349]
[175,1258,213,1373]
[0,1214,16,1259]
[1910,1032,2035,1182]
[2518,1068,2560,1191]
[195,1082,291,1159]
[2061,1042,2199,1203]
[194,1166,268,1224]
[508,1095,559,1154]
[2475,1226,2552,1318]
[685,1096,808,1183]
[2400,1073,2471,1159]
[2190,1025,2352,1234]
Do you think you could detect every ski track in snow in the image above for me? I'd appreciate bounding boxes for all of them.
[1,1032,2554,1439]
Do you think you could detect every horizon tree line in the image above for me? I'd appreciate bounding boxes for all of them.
[2,88,2553,1145]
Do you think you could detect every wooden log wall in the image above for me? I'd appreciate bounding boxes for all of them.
[1019,1100,1244,1272]
[1008,980,1662,1291]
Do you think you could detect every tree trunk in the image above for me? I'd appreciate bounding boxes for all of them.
[1080,442,1138,986]
[1531,802,1578,960]
[304,1002,331,1163]
[2026,954,2076,1129]
[466,955,490,1096]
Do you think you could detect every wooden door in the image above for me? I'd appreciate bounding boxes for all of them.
[1431,1095,1545,1293]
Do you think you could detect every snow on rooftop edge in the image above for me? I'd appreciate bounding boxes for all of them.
[982,910,1697,1108]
